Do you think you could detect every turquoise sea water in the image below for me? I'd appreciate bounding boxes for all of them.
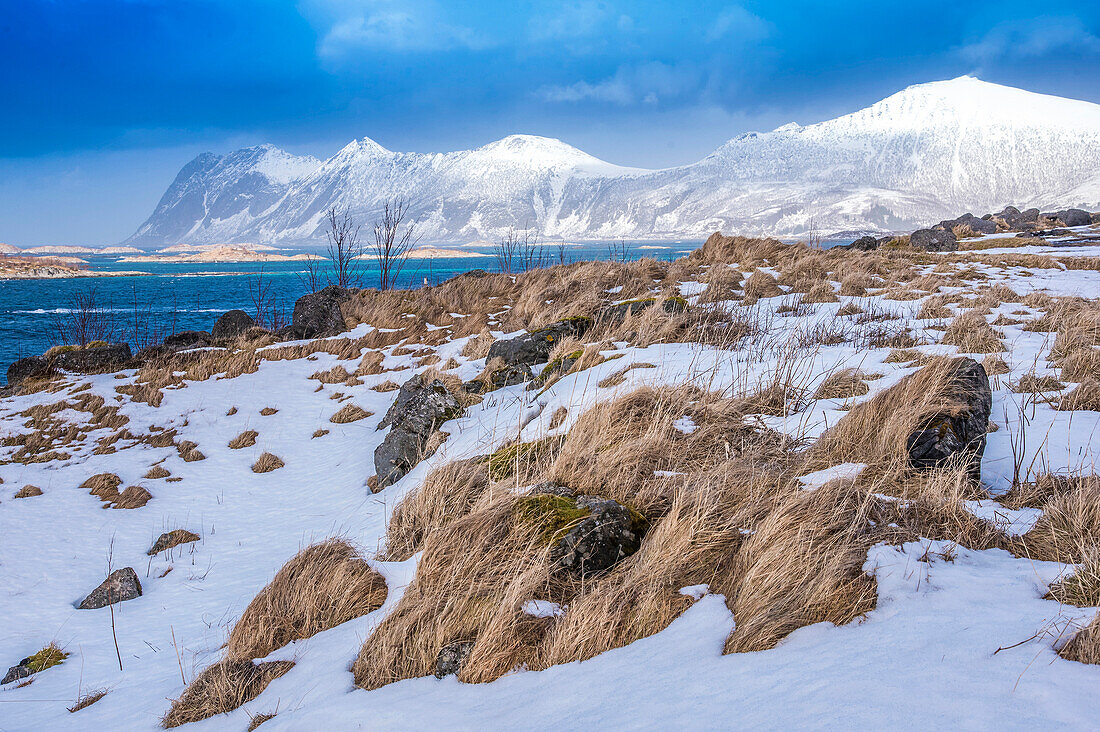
[0,238,855,383]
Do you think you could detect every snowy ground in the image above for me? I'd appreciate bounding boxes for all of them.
[2,240,1100,730]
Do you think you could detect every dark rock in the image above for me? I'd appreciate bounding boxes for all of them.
[211,309,256,340]
[552,495,644,578]
[1092,212,1100,225]
[537,350,583,383]
[6,355,51,388]
[909,228,958,252]
[1020,208,1040,223]
[2,662,33,685]
[291,285,351,339]
[490,363,534,389]
[434,641,474,679]
[1057,208,1091,227]
[79,567,143,610]
[953,214,997,234]
[848,235,879,251]
[486,317,592,367]
[461,379,487,395]
[163,331,212,350]
[374,376,462,487]
[905,357,992,481]
[457,269,490,279]
[54,342,133,373]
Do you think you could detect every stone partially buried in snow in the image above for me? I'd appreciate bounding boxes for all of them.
[374,376,462,487]
[486,317,592,367]
[905,357,991,480]
[434,641,474,679]
[163,331,212,350]
[5,355,50,388]
[78,567,142,609]
[211,309,256,340]
[910,228,958,252]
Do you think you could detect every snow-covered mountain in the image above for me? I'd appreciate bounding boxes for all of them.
[125,77,1100,246]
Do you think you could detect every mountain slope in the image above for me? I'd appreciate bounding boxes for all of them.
[125,77,1100,246]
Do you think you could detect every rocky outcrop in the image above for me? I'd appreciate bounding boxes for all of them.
[374,376,462,487]
[434,641,474,679]
[905,357,992,480]
[550,495,644,578]
[6,355,50,388]
[846,235,880,251]
[78,567,143,610]
[910,228,958,252]
[486,317,592,367]
[1052,208,1092,227]
[163,331,212,350]
[939,212,997,234]
[7,342,138,384]
[285,285,352,340]
[211,309,256,340]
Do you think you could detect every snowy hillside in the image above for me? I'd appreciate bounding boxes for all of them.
[124,77,1100,246]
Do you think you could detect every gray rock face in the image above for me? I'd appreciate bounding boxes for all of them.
[79,567,143,610]
[54,343,133,373]
[1056,208,1092,226]
[847,235,880,251]
[6,355,50,388]
[211,309,256,340]
[487,318,592,367]
[2,662,33,685]
[905,357,992,480]
[434,641,474,679]
[374,377,462,487]
[910,228,958,252]
[163,331,212,350]
[291,285,351,339]
[940,213,997,234]
[552,496,643,578]
[490,363,534,389]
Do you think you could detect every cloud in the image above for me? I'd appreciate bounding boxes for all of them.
[311,1,491,57]
[961,16,1100,63]
[529,1,622,42]
[538,62,699,106]
[706,5,770,43]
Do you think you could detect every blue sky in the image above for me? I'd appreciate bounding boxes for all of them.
[2,0,1098,246]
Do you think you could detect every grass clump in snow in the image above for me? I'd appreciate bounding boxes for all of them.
[259,407,278,416]
[162,660,294,728]
[941,310,1005,353]
[1046,551,1100,607]
[1020,475,1100,562]
[68,688,109,713]
[24,643,68,673]
[14,485,43,498]
[1059,614,1100,665]
[1057,379,1100,412]
[82,472,122,502]
[228,430,258,449]
[251,453,284,473]
[486,437,563,482]
[144,465,171,479]
[226,539,387,660]
[112,485,153,509]
[814,368,873,400]
[330,403,372,424]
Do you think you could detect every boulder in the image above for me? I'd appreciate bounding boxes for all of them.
[551,495,644,578]
[905,357,992,480]
[489,363,534,389]
[957,214,997,234]
[78,567,143,610]
[53,342,133,373]
[847,235,879,251]
[291,285,351,339]
[6,355,50,388]
[374,376,462,487]
[486,317,592,367]
[1057,208,1092,227]
[596,298,687,326]
[211,309,256,340]
[909,228,958,252]
[2,662,33,685]
[537,349,583,383]
[434,641,474,679]
[163,331,212,350]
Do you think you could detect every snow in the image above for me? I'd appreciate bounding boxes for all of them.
[522,600,565,619]
[673,415,697,434]
[797,463,868,491]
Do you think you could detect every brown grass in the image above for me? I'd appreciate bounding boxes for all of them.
[68,688,108,713]
[1046,550,1100,607]
[227,539,388,660]
[1060,614,1100,665]
[83,473,122,502]
[1021,475,1100,562]
[814,368,872,400]
[312,429,329,439]
[330,403,373,424]
[941,310,1005,353]
[14,485,43,498]
[1057,379,1100,411]
[259,407,278,416]
[113,485,153,509]
[162,660,294,727]
[228,430,258,449]
[144,465,171,480]
[251,453,284,473]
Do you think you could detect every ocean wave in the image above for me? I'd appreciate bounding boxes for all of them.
[9,307,231,315]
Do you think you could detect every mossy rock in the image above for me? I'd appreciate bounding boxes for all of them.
[513,494,592,544]
[25,645,68,673]
[538,349,584,381]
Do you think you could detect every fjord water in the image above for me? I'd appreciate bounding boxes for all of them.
[0,242,710,382]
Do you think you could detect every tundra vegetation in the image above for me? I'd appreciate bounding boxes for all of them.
[3,218,1100,728]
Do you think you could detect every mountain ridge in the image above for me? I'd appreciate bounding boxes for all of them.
[125,76,1100,246]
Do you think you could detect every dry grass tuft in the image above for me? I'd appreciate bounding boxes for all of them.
[227,539,388,660]
[68,688,108,713]
[814,369,872,400]
[743,270,783,302]
[1046,550,1100,607]
[251,453,285,473]
[982,355,1010,375]
[942,310,1005,353]
[248,712,276,731]
[1059,614,1100,665]
[259,407,278,416]
[228,430,258,449]
[82,473,122,502]
[177,441,206,462]
[112,485,153,509]
[1021,475,1100,562]
[14,485,43,498]
[330,403,373,424]
[162,659,294,728]
[1057,379,1100,412]
[371,380,401,392]
[144,465,171,480]
[312,429,329,439]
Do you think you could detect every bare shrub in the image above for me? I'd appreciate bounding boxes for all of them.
[227,539,387,660]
